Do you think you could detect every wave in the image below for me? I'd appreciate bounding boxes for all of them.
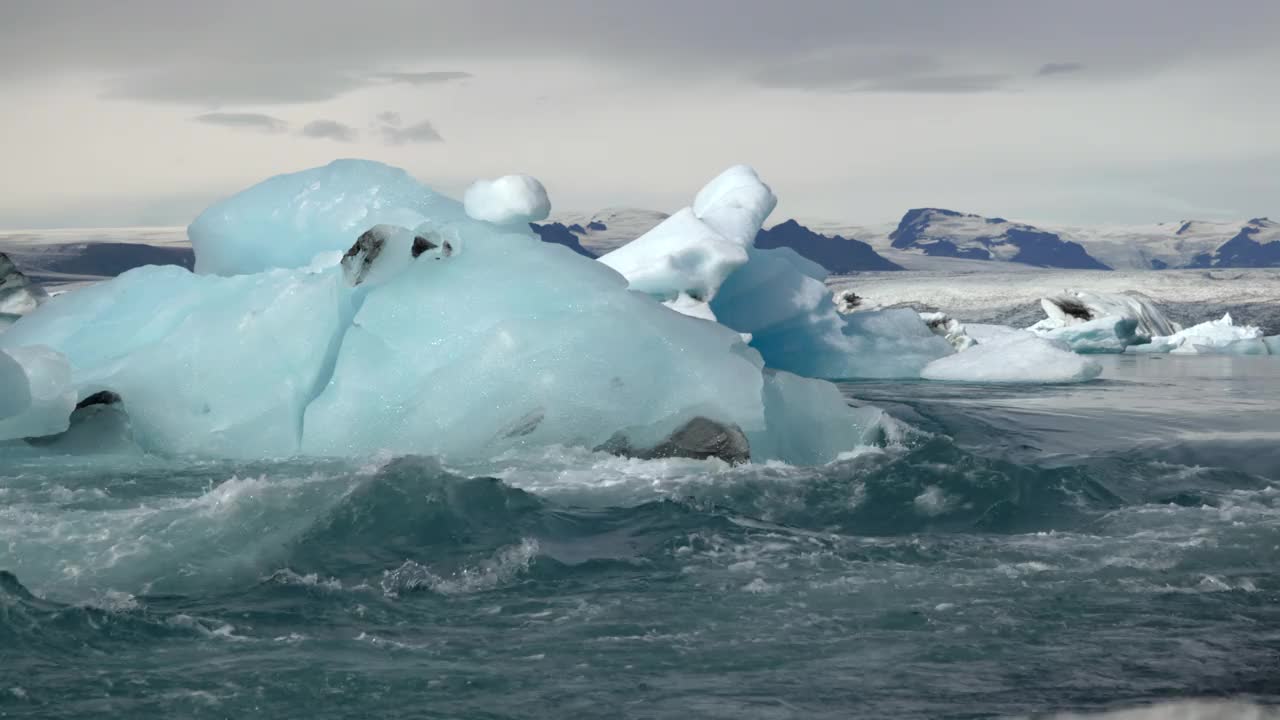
[1,435,1275,607]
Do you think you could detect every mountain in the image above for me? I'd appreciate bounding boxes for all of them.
[1203,218,1280,268]
[754,219,902,272]
[888,208,1111,270]
[547,208,673,256]
[528,223,595,258]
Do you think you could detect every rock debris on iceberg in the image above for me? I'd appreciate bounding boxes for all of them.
[0,160,904,465]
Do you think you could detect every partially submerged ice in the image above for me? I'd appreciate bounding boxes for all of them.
[921,331,1102,384]
[1,252,48,331]
[1,160,889,465]
[1033,290,1179,339]
[1129,313,1269,355]
[599,167,953,379]
[1027,290,1174,353]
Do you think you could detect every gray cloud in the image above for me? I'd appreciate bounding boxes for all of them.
[1038,62,1086,76]
[375,111,402,126]
[105,65,367,105]
[7,0,1279,105]
[300,119,359,142]
[379,120,443,145]
[754,51,1012,93]
[372,71,472,85]
[192,112,288,133]
[863,74,1012,93]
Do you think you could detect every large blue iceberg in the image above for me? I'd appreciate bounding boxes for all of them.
[1,160,897,465]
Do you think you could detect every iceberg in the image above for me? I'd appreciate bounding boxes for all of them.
[1,160,887,465]
[1030,315,1140,354]
[600,167,953,379]
[1032,290,1180,340]
[1129,313,1267,355]
[1,252,48,330]
[921,332,1102,384]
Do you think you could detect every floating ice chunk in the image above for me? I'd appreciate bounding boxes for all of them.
[0,346,76,440]
[598,208,748,306]
[1,252,48,327]
[691,165,778,246]
[918,312,976,351]
[189,159,466,276]
[921,333,1101,384]
[1131,313,1266,355]
[1034,290,1178,340]
[463,175,551,225]
[1030,314,1139,353]
[1266,336,1280,355]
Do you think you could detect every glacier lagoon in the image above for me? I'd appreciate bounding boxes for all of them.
[1,162,1279,719]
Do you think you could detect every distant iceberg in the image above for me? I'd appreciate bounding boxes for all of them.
[0,252,48,331]
[1130,313,1268,355]
[921,331,1102,384]
[1027,290,1177,352]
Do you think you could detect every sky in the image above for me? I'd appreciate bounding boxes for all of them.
[2,0,1278,229]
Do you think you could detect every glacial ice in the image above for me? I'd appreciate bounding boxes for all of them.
[597,207,748,315]
[1030,315,1139,354]
[918,312,977,351]
[921,332,1102,384]
[691,165,779,246]
[188,159,466,276]
[0,346,76,440]
[1024,289,1182,353]
[1,160,885,465]
[1,252,48,329]
[600,168,953,379]
[1129,313,1266,355]
[1032,290,1180,340]
[463,174,551,225]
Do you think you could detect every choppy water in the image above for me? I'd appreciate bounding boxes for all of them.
[2,355,1278,719]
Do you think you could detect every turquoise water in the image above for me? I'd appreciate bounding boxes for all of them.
[2,355,1278,718]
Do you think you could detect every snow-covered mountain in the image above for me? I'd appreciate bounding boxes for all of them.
[1207,218,1280,268]
[547,208,672,256]
[817,212,1280,272]
[539,211,903,274]
[885,208,1111,270]
[754,219,902,272]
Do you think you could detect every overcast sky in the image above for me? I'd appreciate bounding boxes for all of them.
[2,0,1277,228]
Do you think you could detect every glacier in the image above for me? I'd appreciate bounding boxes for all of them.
[0,160,893,465]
